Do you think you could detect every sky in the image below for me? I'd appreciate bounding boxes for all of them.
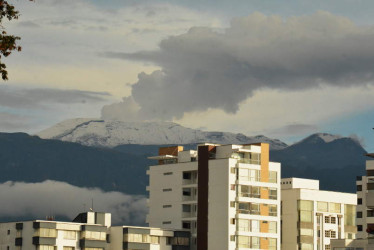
[2,0,374,151]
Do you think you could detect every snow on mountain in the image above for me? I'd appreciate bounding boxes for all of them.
[37,118,288,150]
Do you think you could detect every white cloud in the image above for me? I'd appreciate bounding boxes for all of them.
[0,180,147,225]
[103,11,374,121]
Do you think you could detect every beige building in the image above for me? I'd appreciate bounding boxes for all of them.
[331,153,374,250]
[147,143,281,250]
[281,177,357,250]
[0,211,190,250]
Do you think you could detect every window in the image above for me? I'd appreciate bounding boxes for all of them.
[230,235,235,241]
[81,231,106,241]
[325,245,331,250]
[163,221,171,225]
[163,172,173,175]
[230,218,235,225]
[230,201,235,208]
[300,211,313,222]
[163,188,172,192]
[182,204,191,212]
[238,219,250,232]
[182,222,191,229]
[357,225,363,231]
[38,246,55,250]
[317,202,328,212]
[345,204,356,226]
[325,231,331,237]
[269,204,277,216]
[269,238,277,250]
[329,203,341,213]
[325,216,330,223]
[269,171,277,183]
[330,217,336,224]
[298,200,313,211]
[368,210,374,217]
[230,168,236,174]
[357,211,363,218]
[300,228,313,236]
[299,243,313,250]
[150,236,160,244]
[269,188,277,200]
[357,185,362,191]
[183,172,191,179]
[163,205,172,208]
[169,237,189,246]
[7,230,10,235]
[358,198,362,204]
[63,247,74,250]
[330,231,336,238]
[34,228,57,238]
[231,184,236,191]
[63,230,76,240]
[238,168,260,182]
[251,220,260,232]
[269,221,277,233]
[237,235,250,248]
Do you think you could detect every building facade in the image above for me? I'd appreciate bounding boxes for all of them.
[281,178,357,250]
[0,212,190,250]
[147,143,281,250]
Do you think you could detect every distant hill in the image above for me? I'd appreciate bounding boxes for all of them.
[37,118,288,150]
[271,133,367,192]
[0,133,150,195]
[0,132,368,194]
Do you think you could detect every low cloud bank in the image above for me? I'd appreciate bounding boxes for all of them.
[0,180,147,225]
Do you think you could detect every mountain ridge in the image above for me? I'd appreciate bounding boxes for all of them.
[37,118,288,150]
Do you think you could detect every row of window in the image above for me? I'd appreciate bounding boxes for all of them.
[236,185,277,200]
[357,209,374,218]
[123,234,189,246]
[237,202,277,216]
[298,200,341,213]
[234,219,277,233]
[232,235,277,250]
[236,168,278,183]
[33,229,105,241]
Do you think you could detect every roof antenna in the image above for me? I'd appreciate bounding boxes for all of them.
[89,198,94,212]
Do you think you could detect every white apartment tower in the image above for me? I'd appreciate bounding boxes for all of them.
[356,153,374,239]
[281,177,357,250]
[147,143,281,250]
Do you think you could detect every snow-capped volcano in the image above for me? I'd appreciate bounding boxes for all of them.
[37,118,288,150]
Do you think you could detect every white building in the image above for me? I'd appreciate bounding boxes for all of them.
[147,143,281,250]
[330,153,374,250]
[0,211,190,250]
[281,177,357,250]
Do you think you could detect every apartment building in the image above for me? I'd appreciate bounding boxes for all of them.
[0,211,190,250]
[330,153,374,250]
[356,153,374,239]
[0,211,110,250]
[281,177,357,250]
[110,226,189,250]
[147,143,281,250]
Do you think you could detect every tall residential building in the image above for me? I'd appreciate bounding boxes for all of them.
[356,153,374,239]
[281,177,357,250]
[330,153,374,250]
[0,211,190,250]
[147,143,281,250]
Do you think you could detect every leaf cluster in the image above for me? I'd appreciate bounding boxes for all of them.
[0,0,33,80]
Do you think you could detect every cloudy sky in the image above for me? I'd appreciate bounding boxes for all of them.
[2,0,374,150]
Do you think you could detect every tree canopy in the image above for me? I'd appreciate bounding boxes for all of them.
[0,0,33,80]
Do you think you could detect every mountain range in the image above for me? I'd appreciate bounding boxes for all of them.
[0,119,369,196]
[37,118,287,150]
